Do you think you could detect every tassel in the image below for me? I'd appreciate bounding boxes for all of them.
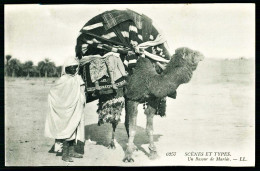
[143,102,146,109]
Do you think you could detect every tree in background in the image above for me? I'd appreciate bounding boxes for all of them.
[5,55,61,78]
[37,58,56,78]
[5,55,12,76]
[31,66,39,77]
[6,55,12,64]
[56,66,62,77]
[8,58,22,77]
[37,61,44,77]
[23,61,34,78]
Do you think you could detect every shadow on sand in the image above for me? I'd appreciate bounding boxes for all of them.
[85,123,162,157]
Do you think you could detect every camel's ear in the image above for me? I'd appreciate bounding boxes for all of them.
[182,53,186,59]
[181,48,187,59]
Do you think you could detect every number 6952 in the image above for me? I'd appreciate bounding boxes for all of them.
[166,152,176,156]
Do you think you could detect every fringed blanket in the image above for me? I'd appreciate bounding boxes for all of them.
[97,88,125,125]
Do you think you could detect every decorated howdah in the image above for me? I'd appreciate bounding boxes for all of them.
[75,9,172,124]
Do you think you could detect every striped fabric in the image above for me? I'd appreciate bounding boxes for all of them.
[75,9,171,84]
[82,22,103,31]
[102,9,143,30]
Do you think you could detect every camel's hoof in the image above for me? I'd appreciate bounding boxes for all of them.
[123,144,136,162]
[123,156,134,163]
[107,142,116,149]
[149,150,159,160]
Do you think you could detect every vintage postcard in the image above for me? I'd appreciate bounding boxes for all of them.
[4,3,255,166]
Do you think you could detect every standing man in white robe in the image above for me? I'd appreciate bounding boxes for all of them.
[45,57,86,162]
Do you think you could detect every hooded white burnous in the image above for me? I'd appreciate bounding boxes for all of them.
[45,57,85,143]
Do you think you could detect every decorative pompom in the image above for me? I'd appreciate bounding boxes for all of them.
[156,97,166,117]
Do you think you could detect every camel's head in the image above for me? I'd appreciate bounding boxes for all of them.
[174,47,204,71]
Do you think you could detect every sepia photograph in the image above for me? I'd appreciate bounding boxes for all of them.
[4,3,255,166]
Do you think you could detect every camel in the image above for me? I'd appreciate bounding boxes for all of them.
[49,47,204,162]
[74,9,204,162]
[122,47,204,162]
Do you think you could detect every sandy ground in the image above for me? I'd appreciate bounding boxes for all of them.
[5,58,255,166]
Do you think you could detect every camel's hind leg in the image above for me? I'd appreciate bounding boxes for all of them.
[124,105,130,138]
[145,105,158,160]
[108,122,117,149]
[123,100,139,162]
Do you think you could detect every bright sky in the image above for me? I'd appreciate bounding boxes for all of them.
[5,4,255,66]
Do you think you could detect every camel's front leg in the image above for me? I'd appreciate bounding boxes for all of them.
[108,122,117,149]
[145,105,158,160]
[123,100,138,162]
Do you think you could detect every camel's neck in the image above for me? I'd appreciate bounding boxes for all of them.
[148,57,193,98]
[162,56,193,84]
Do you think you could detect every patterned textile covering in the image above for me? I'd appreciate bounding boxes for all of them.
[81,63,127,93]
[76,9,171,69]
[75,9,172,122]
[97,88,125,125]
[87,52,127,84]
[77,9,171,93]
[89,57,109,83]
[102,9,143,30]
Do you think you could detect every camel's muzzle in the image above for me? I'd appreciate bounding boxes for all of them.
[193,53,205,64]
